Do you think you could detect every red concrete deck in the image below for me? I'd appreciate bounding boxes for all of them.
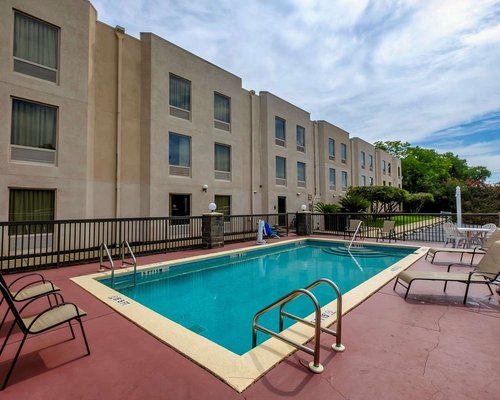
[1,237,500,399]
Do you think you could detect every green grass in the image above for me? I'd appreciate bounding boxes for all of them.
[364,215,433,228]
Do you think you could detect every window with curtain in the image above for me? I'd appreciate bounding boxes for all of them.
[214,143,231,172]
[369,177,374,186]
[214,195,231,217]
[382,160,386,173]
[369,154,373,169]
[169,74,191,111]
[341,171,348,190]
[341,143,347,163]
[297,162,306,184]
[296,125,305,151]
[388,162,392,174]
[214,93,230,123]
[276,156,286,179]
[361,175,366,186]
[329,138,335,159]
[329,168,336,187]
[11,98,57,150]
[9,189,55,234]
[275,117,286,143]
[169,132,191,167]
[14,12,59,73]
[361,151,366,168]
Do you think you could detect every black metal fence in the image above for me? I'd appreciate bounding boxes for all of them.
[311,212,499,243]
[1,212,497,273]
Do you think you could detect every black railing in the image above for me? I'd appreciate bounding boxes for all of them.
[311,212,499,243]
[1,212,497,273]
[0,216,203,272]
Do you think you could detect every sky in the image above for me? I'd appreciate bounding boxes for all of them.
[92,0,500,183]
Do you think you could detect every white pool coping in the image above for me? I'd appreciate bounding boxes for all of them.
[71,238,428,392]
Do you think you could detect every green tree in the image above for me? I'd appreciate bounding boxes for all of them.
[349,186,409,213]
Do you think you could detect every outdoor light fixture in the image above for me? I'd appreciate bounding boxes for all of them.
[300,204,307,212]
[208,202,217,212]
[202,184,208,192]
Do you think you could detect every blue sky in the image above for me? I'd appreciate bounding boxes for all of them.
[92,0,500,183]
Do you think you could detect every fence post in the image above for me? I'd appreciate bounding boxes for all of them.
[56,223,61,268]
[296,211,312,235]
[202,212,224,248]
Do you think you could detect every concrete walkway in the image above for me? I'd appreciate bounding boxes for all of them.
[1,237,499,399]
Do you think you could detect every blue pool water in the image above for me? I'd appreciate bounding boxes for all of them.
[100,240,415,355]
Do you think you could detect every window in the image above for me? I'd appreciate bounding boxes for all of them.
[369,177,374,186]
[169,74,191,119]
[296,125,305,152]
[297,162,306,187]
[214,195,231,218]
[214,143,231,180]
[388,162,392,175]
[9,189,55,234]
[398,166,401,177]
[329,168,336,190]
[361,175,366,186]
[382,160,386,174]
[13,11,59,82]
[383,180,386,186]
[360,151,366,169]
[369,154,373,170]
[275,117,286,146]
[276,156,286,185]
[169,132,191,176]
[11,98,57,164]
[170,194,190,225]
[328,138,335,160]
[214,92,230,131]
[341,171,348,191]
[341,143,347,163]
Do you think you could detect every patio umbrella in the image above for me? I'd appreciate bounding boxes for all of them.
[455,186,462,227]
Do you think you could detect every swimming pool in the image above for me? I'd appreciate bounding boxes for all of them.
[72,238,427,392]
[100,240,414,355]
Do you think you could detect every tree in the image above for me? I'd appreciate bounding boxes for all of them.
[339,192,370,213]
[405,193,434,213]
[349,186,409,213]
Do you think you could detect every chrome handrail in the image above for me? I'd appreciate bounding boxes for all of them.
[252,288,324,373]
[120,240,137,286]
[99,243,115,285]
[348,221,363,251]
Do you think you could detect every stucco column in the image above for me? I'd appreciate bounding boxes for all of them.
[296,211,312,236]
[202,213,224,248]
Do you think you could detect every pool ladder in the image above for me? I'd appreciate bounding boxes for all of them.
[99,241,137,286]
[252,278,345,373]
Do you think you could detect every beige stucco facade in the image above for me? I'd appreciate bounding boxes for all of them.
[0,0,402,221]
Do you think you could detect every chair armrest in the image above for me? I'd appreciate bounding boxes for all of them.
[18,292,65,314]
[8,273,47,288]
[11,280,57,300]
[447,262,473,272]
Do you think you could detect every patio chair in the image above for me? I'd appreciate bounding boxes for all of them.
[393,241,500,304]
[263,222,280,239]
[426,229,500,264]
[344,219,363,240]
[442,222,467,248]
[479,223,498,245]
[0,282,89,390]
[376,220,396,243]
[0,272,60,330]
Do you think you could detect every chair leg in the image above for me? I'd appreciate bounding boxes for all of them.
[463,283,471,304]
[0,320,17,357]
[404,282,412,300]
[444,281,448,292]
[0,308,10,332]
[486,283,493,296]
[1,332,27,391]
[68,321,75,340]
[393,278,399,291]
[77,318,91,356]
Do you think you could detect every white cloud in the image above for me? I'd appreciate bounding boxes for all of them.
[92,0,500,181]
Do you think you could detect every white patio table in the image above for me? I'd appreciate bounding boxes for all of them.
[457,227,492,248]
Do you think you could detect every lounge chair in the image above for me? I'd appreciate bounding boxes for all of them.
[264,222,280,239]
[0,282,90,390]
[0,272,60,330]
[344,219,363,239]
[376,220,396,243]
[393,241,500,304]
[425,229,500,264]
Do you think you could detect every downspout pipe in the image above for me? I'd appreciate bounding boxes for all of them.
[115,26,125,218]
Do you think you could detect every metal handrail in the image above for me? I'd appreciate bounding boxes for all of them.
[252,288,324,373]
[99,243,115,285]
[298,278,344,351]
[348,221,363,251]
[120,240,137,286]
